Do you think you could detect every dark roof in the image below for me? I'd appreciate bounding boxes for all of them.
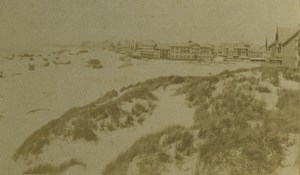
[200,44,213,48]
[169,42,194,47]
[138,40,156,46]
[269,27,300,48]
[156,44,171,50]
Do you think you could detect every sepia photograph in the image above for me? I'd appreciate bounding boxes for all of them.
[0,0,299,174]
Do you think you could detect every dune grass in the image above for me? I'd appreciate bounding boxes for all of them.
[102,66,299,175]
[274,89,300,133]
[14,87,157,160]
[102,125,192,175]
[255,86,271,93]
[258,65,299,86]
[23,159,86,174]
[15,66,299,174]
[196,81,284,175]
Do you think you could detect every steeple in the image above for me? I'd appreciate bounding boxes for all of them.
[298,30,300,56]
[265,32,268,51]
[275,27,279,42]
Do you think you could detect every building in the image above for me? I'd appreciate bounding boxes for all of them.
[233,45,249,58]
[156,45,171,59]
[169,41,214,61]
[248,48,264,58]
[268,27,300,66]
[217,42,263,61]
[198,44,214,61]
[217,43,236,60]
[190,43,201,59]
[170,42,194,60]
[248,45,265,62]
[115,40,136,55]
[102,40,115,51]
[136,40,159,58]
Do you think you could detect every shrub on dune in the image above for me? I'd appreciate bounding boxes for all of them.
[87,59,103,69]
[23,159,86,174]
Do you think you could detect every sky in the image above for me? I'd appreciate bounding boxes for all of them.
[0,0,299,54]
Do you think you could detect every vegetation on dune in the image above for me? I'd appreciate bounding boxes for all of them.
[103,127,165,175]
[193,69,298,174]
[119,86,158,101]
[103,125,194,175]
[15,66,299,174]
[280,67,300,82]
[176,76,219,107]
[260,67,281,86]
[195,80,285,175]
[23,159,86,174]
[119,75,190,92]
[89,89,118,106]
[255,86,271,93]
[87,59,103,69]
[258,66,300,86]
[14,88,157,160]
[274,89,300,133]
[103,66,299,175]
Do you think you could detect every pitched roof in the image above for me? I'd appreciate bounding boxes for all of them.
[155,44,171,50]
[138,40,156,46]
[277,27,298,43]
[200,43,213,48]
[234,44,249,49]
[169,42,194,47]
[249,45,264,52]
[269,27,300,47]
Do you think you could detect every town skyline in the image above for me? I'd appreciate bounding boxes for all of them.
[0,0,299,55]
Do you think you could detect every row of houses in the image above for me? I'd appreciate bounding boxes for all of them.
[102,25,300,66]
[106,40,215,61]
[216,42,265,62]
[102,40,264,62]
[135,41,216,61]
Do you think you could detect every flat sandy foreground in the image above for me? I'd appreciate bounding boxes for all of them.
[0,49,260,174]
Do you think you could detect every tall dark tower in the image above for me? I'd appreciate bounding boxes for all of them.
[275,27,279,42]
[265,33,268,51]
[298,30,300,56]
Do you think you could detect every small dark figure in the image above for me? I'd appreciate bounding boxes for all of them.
[29,64,35,71]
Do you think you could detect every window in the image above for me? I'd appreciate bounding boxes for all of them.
[277,44,281,53]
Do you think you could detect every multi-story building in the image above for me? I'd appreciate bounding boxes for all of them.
[169,41,214,61]
[136,40,159,58]
[170,42,193,60]
[248,47,264,58]
[233,45,249,58]
[190,43,201,59]
[114,40,215,61]
[268,27,300,66]
[217,43,236,59]
[198,44,214,61]
[156,45,171,59]
[218,42,264,61]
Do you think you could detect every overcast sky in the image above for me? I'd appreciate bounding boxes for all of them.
[0,0,299,54]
